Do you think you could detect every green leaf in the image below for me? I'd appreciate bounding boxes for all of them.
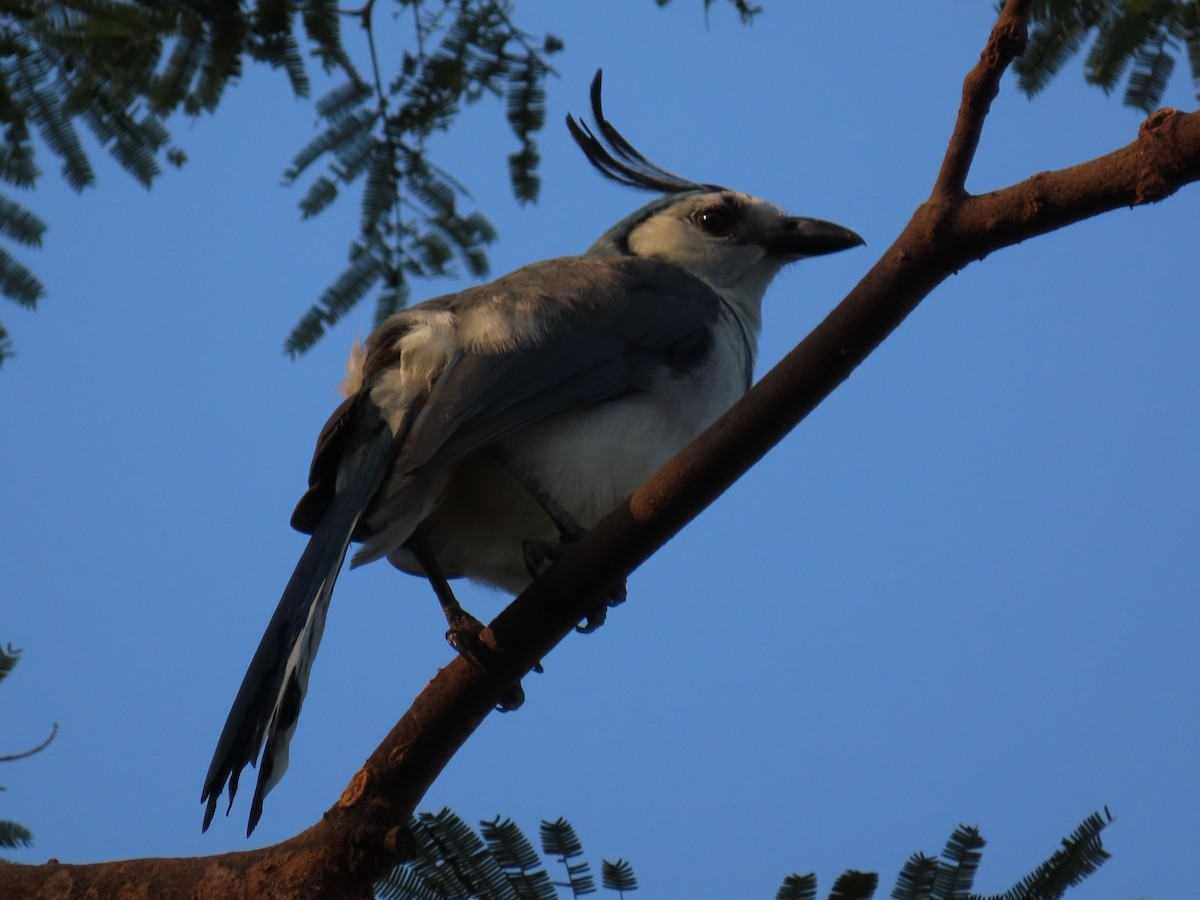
[149,13,205,114]
[540,818,594,896]
[371,270,407,329]
[828,869,878,900]
[298,175,338,219]
[0,820,33,850]
[994,809,1113,900]
[284,247,382,357]
[1125,42,1176,111]
[0,194,46,247]
[930,825,984,899]
[407,809,513,899]
[0,246,46,308]
[373,863,443,900]
[302,0,351,74]
[601,858,638,893]
[480,816,557,900]
[508,145,541,204]
[0,146,39,189]
[27,84,95,191]
[283,109,378,183]
[191,10,248,113]
[0,643,20,684]
[316,79,373,123]
[1015,7,1092,98]
[1018,1,1197,107]
[361,139,399,234]
[889,852,937,900]
[775,872,816,900]
[540,817,585,860]
[503,54,548,204]
[481,816,544,874]
[1187,17,1200,98]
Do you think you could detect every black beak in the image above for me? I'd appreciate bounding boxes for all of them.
[764,216,865,259]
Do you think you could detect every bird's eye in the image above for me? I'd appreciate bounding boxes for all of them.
[690,205,736,237]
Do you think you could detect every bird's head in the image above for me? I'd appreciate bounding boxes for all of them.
[597,189,862,323]
[570,72,863,329]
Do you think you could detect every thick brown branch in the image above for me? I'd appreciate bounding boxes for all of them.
[933,0,1031,199]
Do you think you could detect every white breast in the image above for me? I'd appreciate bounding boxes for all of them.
[414,310,752,594]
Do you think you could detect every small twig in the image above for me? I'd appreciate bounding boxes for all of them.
[932,0,1032,199]
[358,0,406,296]
[339,0,377,30]
[0,722,58,763]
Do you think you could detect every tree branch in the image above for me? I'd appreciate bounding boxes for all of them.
[0,722,57,763]
[933,0,1032,199]
[3,3,1198,897]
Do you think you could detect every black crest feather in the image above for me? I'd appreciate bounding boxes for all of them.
[566,70,723,194]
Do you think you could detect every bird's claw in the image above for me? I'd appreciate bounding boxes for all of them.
[575,578,627,633]
[522,538,560,579]
[445,613,489,668]
[496,682,525,712]
[445,614,528,712]
[523,539,628,635]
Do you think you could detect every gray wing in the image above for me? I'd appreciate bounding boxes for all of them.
[296,254,723,547]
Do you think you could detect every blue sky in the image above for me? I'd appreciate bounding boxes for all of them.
[3,2,1197,897]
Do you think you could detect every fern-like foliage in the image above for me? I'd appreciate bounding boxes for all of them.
[1,643,55,855]
[827,870,880,900]
[600,858,637,896]
[0,643,20,686]
[655,0,764,24]
[983,808,1114,900]
[0,820,33,851]
[0,0,346,365]
[891,852,939,900]
[480,816,558,900]
[1014,0,1200,112]
[281,0,560,357]
[374,810,1116,899]
[932,825,986,900]
[375,809,605,899]
[777,872,818,900]
[540,816,596,896]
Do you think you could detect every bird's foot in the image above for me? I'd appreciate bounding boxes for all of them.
[496,682,525,712]
[444,613,526,711]
[522,539,627,634]
[445,611,488,666]
[522,538,561,579]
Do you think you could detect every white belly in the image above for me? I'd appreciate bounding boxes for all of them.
[411,319,750,593]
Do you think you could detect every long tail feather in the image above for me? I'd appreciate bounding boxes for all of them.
[201,420,396,835]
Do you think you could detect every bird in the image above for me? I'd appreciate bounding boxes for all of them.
[201,70,864,836]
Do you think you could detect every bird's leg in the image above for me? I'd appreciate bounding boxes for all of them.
[406,529,525,711]
[488,447,627,634]
[488,447,587,544]
[405,531,483,656]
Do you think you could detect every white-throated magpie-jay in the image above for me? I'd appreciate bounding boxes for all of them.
[202,71,863,835]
